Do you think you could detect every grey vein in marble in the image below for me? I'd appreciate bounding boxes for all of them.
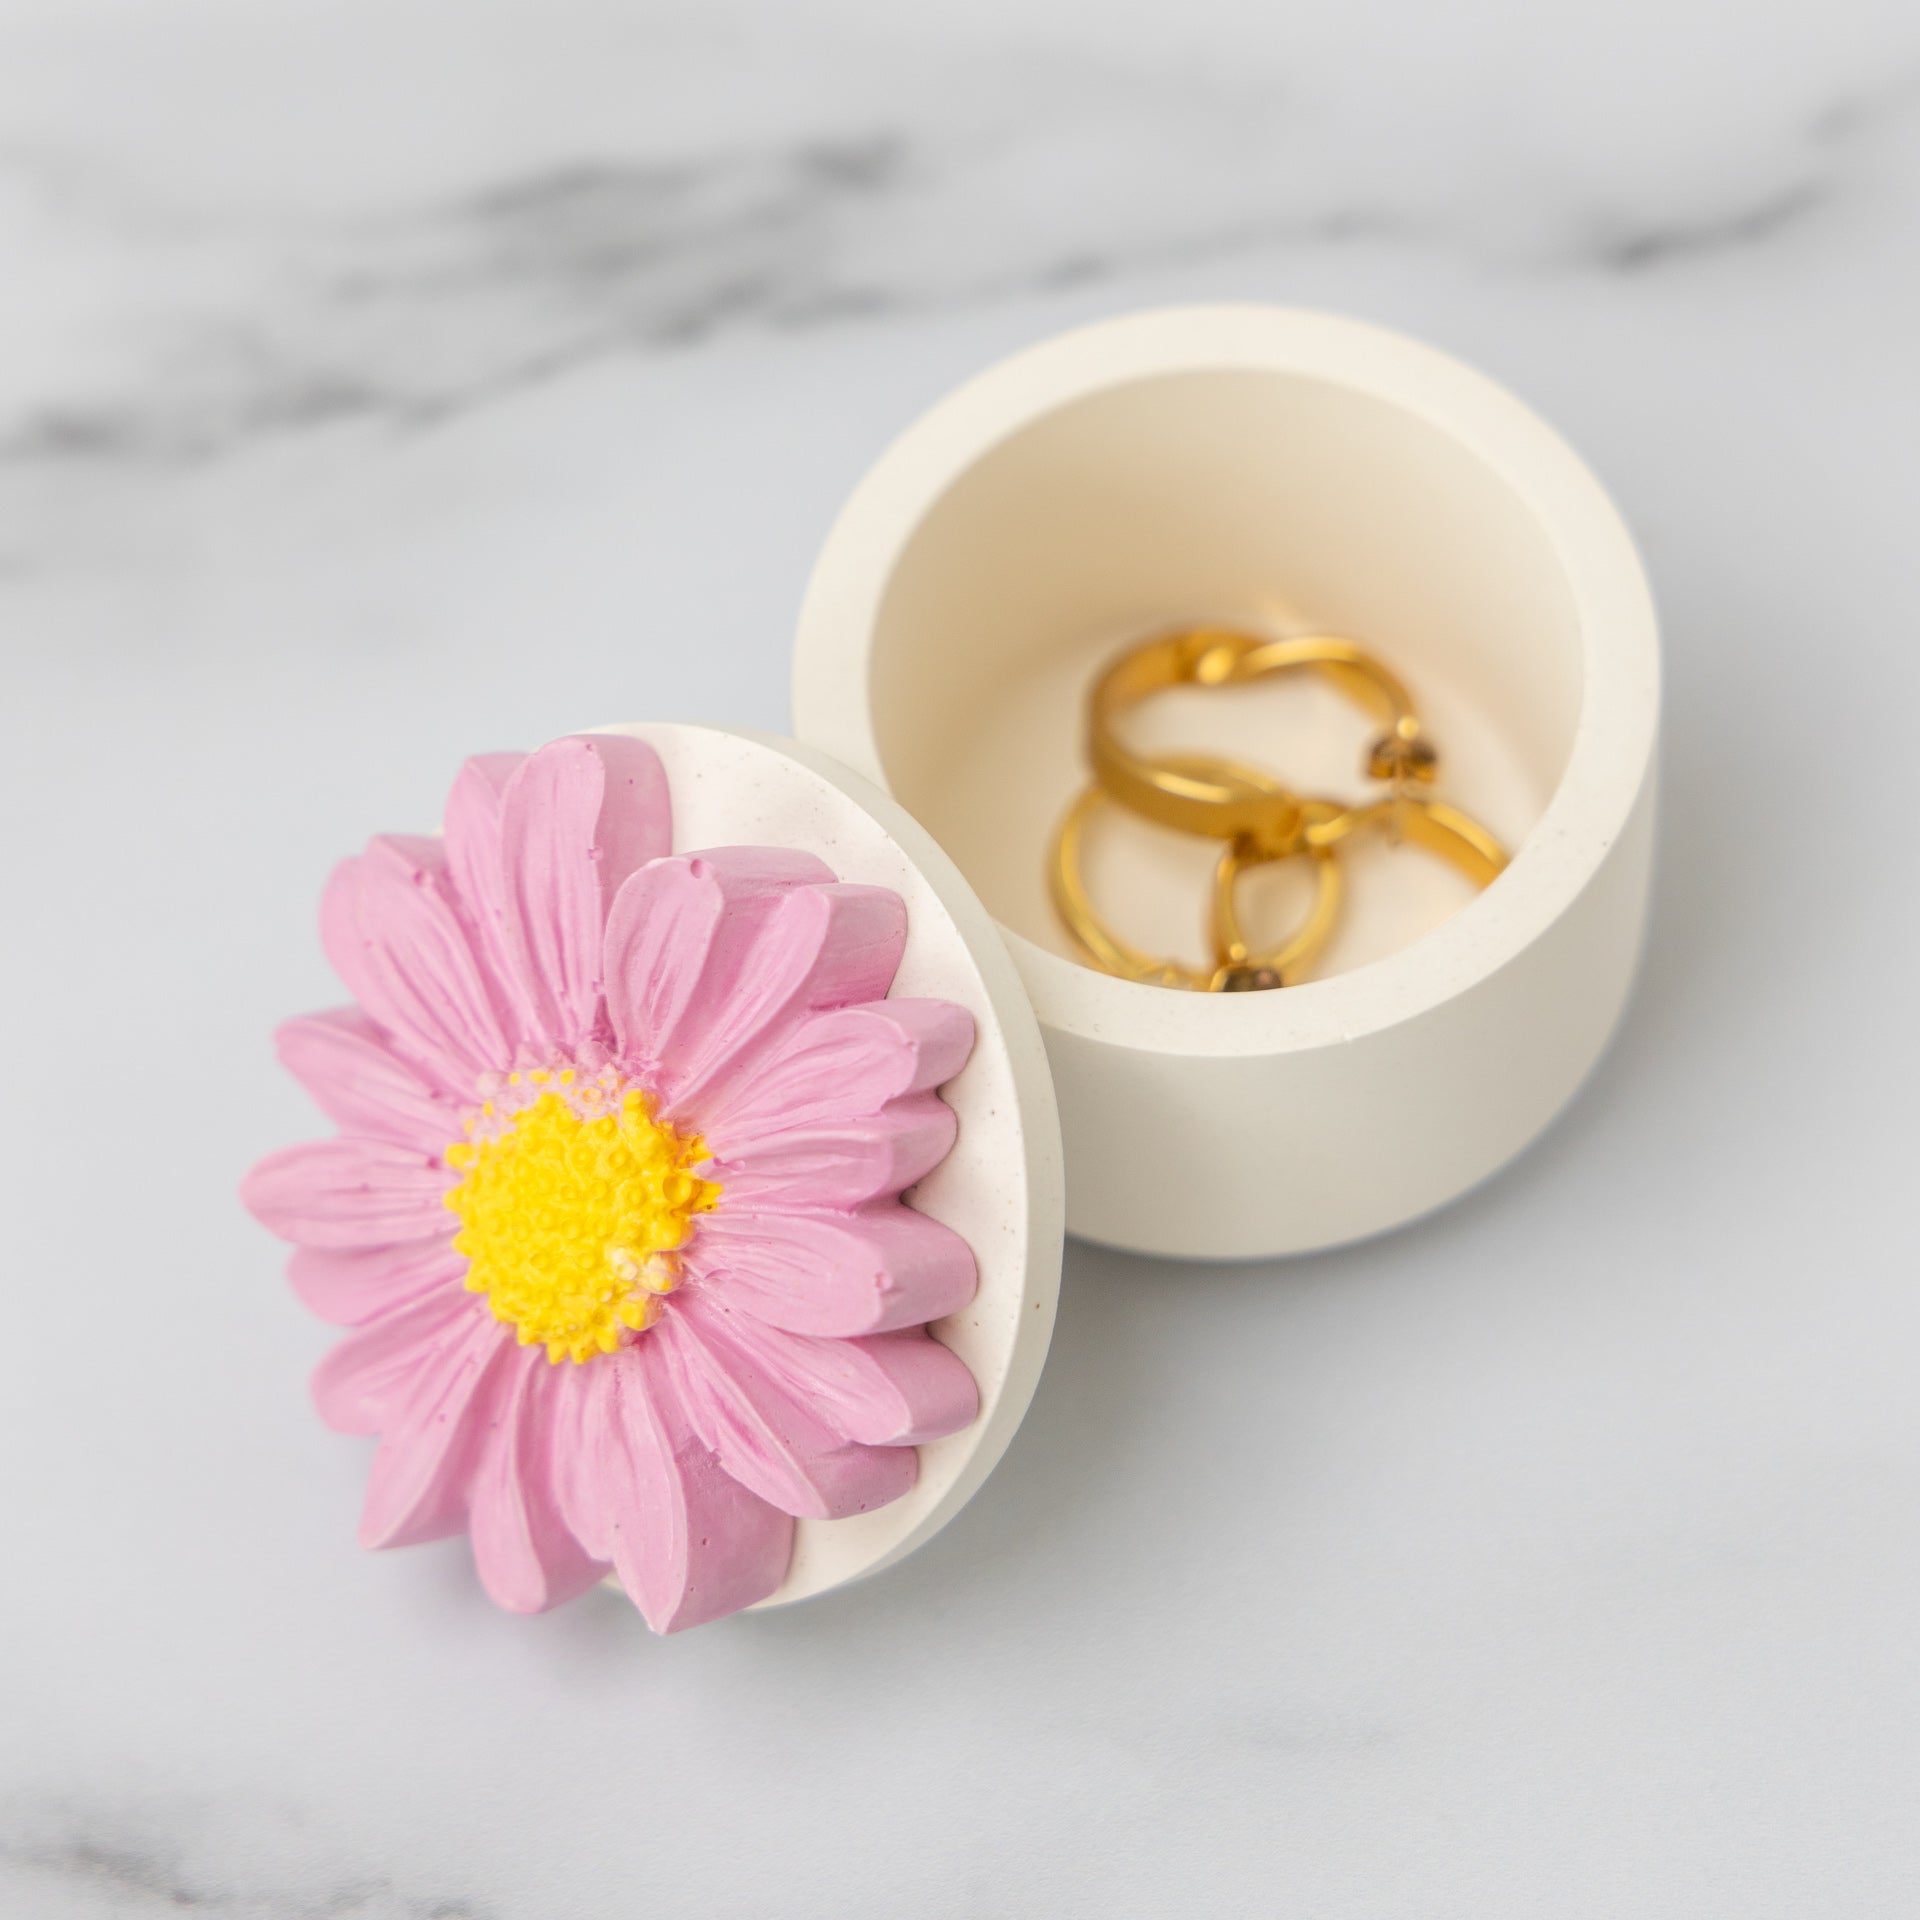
[0,1804,493,1920]
[3,68,1908,470]
[1585,70,1915,271]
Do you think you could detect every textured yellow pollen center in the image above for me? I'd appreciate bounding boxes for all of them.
[444,1071,719,1364]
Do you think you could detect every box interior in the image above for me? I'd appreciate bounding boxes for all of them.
[866,370,1587,984]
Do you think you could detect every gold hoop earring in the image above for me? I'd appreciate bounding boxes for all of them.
[1207,798,1349,988]
[1305,794,1508,882]
[1050,755,1342,992]
[1208,794,1508,983]
[1087,626,1440,851]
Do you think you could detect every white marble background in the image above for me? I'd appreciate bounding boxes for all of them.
[3,1,1917,1914]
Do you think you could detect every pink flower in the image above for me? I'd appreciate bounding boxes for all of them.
[243,734,979,1630]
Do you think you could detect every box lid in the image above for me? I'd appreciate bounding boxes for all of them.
[600,722,1065,1608]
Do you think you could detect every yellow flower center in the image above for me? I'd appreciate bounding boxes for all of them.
[443,1068,719,1364]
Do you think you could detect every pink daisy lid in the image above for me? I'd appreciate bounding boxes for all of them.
[242,722,1063,1632]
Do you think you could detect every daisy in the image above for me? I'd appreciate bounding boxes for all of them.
[243,733,979,1630]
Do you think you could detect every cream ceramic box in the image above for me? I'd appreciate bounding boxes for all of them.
[792,306,1660,1260]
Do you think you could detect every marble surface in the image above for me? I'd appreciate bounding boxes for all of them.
[4,2,1918,1914]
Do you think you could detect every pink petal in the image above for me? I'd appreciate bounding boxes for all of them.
[442,750,544,1049]
[602,847,834,1077]
[356,1302,511,1549]
[288,1239,467,1327]
[701,1000,973,1152]
[610,871,907,1132]
[704,1314,978,1447]
[552,1340,792,1633]
[689,1204,975,1336]
[656,1294,918,1520]
[497,734,672,1052]
[705,1093,958,1211]
[242,1137,452,1249]
[466,1357,607,1613]
[320,835,511,1096]
[311,1284,489,1437]
[274,1008,458,1152]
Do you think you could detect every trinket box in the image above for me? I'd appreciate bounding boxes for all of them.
[793,305,1659,1258]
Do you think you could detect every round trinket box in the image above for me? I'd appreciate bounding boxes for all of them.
[793,306,1660,1258]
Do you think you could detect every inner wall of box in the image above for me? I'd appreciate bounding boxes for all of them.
[867,370,1587,983]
